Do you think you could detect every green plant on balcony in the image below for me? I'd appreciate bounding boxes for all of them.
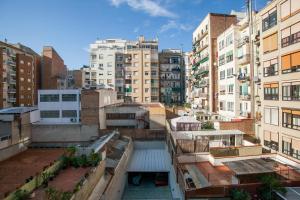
[12,189,30,200]
[258,174,286,200]
[201,121,215,130]
[230,188,251,200]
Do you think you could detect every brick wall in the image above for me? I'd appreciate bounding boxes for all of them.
[219,119,255,135]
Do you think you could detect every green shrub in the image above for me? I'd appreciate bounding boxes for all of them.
[13,189,30,200]
[230,188,251,200]
[201,121,215,130]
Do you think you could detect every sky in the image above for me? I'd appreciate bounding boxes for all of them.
[0,0,268,69]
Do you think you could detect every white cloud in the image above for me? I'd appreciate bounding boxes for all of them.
[133,27,140,33]
[109,0,177,18]
[159,20,193,33]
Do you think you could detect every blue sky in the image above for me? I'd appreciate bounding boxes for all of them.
[0,0,267,69]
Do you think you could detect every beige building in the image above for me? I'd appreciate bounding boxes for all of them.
[255,0,300,162]
[124,36,159,103]
[191,13,237,113]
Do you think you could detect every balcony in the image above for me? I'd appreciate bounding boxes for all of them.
[281,31,300,48]
[238,54,250,65]
[193,30,208,47]
[8,97,16,103]
[264,94,279,100]
[237,73,250,82]
[8,88,16,93]
[264,64,278,77]
[240,94,251,101]
[237,36,249,47]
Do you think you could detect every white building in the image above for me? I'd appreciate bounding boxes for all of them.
[38,89,81,124]
[184,52,192,103]
[84,39,126,90]
[217,25,240,121]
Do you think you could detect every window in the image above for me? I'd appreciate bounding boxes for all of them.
[99,54,104,59]
[219,40,225,50]
[145,79,150,84]
[282,138,291,155]
[264,131,279,151]
[62,94,77,102]
[237,47,243,59]
[281,22,300,48]
[262,7,277,32]
[134,88,138,93]
[264,82,279,100]
[91,55,97,60]
[107,71,112,75]
[218,54,225,66]
[282,82,300,101]
[145,62,150,67]
[62,110,77,118]
[263,33,278,53]
[133,71,138,76]
[263,58,278,77]
[292,139,300,160]
[145,71,149,76]
[106,113,135,119]
[133,79,138,84]
[40,94,59,102]
[107,62,112,67]
[133,54,138,59]
[228,84,234,94]
[40,110,60,118]
[226,34,233,46]
[264,107,279,125]
[107,79,112,84]
[170,57,180,64]
[145,54,150,59]
[281,51,300,74]
[145,88,149,93]
[219,85,226,95]
[226,51,233,63]
[145,97,150,102]
[227,102,234,112]
[282,109,300,130]
[281,0,300,20]
[220,70,225,80]
[220,101,225,111]
[227,68,233,78]
[151,70,157,76]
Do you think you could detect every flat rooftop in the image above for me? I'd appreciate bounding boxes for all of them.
[171,129,244,140]
[0,107,37,114]
[224,158,277,175]
[0,148,65,198]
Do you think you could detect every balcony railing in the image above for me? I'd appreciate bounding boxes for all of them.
[281,31,300,48]
[237,73,250,81]
[237,36,249,47]
[264,94,279,100]
[238,54,250,65]
[240,94,251,100]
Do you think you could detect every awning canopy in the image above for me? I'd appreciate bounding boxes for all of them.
[127,149,170,172]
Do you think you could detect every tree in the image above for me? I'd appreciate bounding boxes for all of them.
[230,188,251,200]
[258,174,287,200]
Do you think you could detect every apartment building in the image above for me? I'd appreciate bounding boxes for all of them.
[42,46,67,89]
[191,13,237,112]
[159,49,185,105]
[0,41,41,108]
[124,36,159,103]
[256,0,300,162]
[217,25,240,120]
[184,52,193,103]
[67,69,84,89]
[84,39,126,92]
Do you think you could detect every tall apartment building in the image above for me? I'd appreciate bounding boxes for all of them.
[217,25,240,120]
[84,39,126,93]
[123,36,159,103]
[159,49,185,105]
[0,41,41,108]
[255,0,300,162]
[184,52,193,103]
[217,14,253,121]
[191,13,237,113]
[41,46,67,89]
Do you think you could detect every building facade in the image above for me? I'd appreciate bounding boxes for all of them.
[255,0,300,162]
[67,69,84,89]
[84,39,126,92]
[42,46,67,89]
[184,52,193,103]
[124,36,159,103]
[159,49,185,105]
[0,41,40,108]
[191,13,237,113]
[217,25,240,120]
[38,89,81,124]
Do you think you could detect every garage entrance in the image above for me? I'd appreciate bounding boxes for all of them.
[122,141,173,200]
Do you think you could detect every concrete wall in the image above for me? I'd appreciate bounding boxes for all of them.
[100,138,133,200]
[31,124,98,142]
[0,140,29,161]
[73,160,106,200]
